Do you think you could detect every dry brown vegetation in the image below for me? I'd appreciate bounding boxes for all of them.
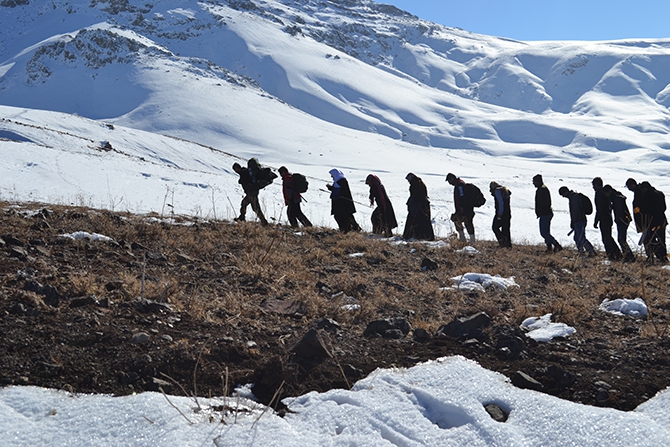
[1,201,670,412]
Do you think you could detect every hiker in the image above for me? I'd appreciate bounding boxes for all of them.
[402,173,434,240]
[627,178,667,264]
[559,186,596,257]
[602,184,635,262]
[232,161,268,225]
[327,169,361,233]
[446,173,477,243]
[533,174,562,252]
[489,181,512,248]
[365,174,397,237]
[279,166,312,229]
[592,177,622,261]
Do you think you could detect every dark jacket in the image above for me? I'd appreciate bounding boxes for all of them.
[609,188,632,226]
[567,191,587,227]
[492,185,511,218]
[634,183,668,231]
[366,174,398,230]
[453,177,474,217]
[594,187,613,226]
[535,184,552,218]
[329,170,356,216]
[403,174,434,240]
[237,168,258,196]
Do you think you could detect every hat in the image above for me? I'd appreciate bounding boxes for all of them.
[558,186,569,196]
[445,173,456,182]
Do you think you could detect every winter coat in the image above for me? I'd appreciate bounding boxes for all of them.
[329,169,356,216]
[609,188,632,226]
[567,190,587,227]
[534,184,552,218]
[453,177,474,217]
[366,174,398,230]
[492,185,511,218]
[237,168,258,196]
[594,187,613,226]
[281,171,301,205]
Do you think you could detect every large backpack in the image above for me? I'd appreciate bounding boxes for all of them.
[464,183,486,208]
[578,192,593,215]
[292,173,309,193]
[247,158,277,189]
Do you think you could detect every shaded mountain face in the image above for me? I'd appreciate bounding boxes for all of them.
[2,0,670,156]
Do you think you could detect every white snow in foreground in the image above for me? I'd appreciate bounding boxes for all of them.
[2,356,670,446]
[448,273,518,293]
[58,231,115,242]
[521,314,577,342]
[599,298,649,318]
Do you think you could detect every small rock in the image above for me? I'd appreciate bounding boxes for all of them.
[413,328,431,342]
[484,403,509,422]
[363,318,411,339]
[161,334,173,342]
[512,371,544,391]
[69,295,99,308]
[343,364,364,380]
[595,389,610,403]
[131,332,150,344]
[310,317,341,331]
[290,329,332,359]
[436,312,491,340]
[3,235,25,246]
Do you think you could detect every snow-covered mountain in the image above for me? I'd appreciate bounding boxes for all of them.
[1,0,669,243]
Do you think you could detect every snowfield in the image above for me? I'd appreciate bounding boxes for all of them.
[2,0,670,444]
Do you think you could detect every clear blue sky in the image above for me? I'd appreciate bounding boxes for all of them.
[384,0,670,41]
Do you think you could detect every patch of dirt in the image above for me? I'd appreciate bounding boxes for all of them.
[1,203,670,413]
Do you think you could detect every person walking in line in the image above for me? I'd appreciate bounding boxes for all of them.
[489,181,512,248]
[533,174,562,252]
[365,174,397,237]
[602,184,635,262]
[592,177,622,261]
[279,166,312,229]
[327,169,361,233]
[402,173,434,240]
[232,162,268,225]
[559,186,597,257]
[446,173,476,243]
[632,180,668,264]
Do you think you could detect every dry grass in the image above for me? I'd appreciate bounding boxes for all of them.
[1,200,669,339]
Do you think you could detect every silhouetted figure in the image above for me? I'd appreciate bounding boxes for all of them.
[603,184,635,262]
[365,174,397,237]
[402,173,434,240]
[592,177,621,260]
[232,161,268,225]
[559,186,596,257]
[279,166,312,229]
[490,181,512,248]
[327,169,361,233]
[533,174,562,252]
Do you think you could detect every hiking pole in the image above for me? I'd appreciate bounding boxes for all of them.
[318,188,368,207]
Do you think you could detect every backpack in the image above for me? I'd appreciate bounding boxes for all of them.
[464,183,486,208]
[578,193,593,215]
[247,158,277,189]
[292,173,309,193]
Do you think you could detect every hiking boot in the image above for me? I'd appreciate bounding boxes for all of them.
[545,243,553,253]
[553,242,563,252]
[233,215,245,222]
